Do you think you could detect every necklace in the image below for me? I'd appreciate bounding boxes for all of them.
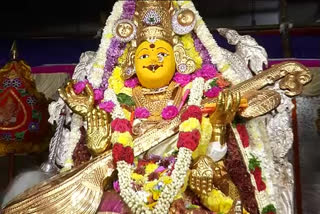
[133,82,182,121]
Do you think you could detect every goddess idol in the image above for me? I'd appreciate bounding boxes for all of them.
[2,0,312,214]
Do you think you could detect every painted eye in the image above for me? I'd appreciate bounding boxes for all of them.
[140,54,149,59]
[158,52,168,57]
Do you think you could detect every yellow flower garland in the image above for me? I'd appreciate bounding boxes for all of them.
[180,34,203,69]
[192,116,212,159]
[108,45,133,97]
[179,118,201,132]
[111,131,133,147]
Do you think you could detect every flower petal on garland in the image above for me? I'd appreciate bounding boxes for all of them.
[112,143,134,164]
[181,105,202,122]
[111,118,132,133]
[162,105,179,120]
[177,130,201,151]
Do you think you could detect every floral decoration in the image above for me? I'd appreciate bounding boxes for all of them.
[161,105,179,120]
[262,204,276,214]
[111,118,132,133]
[124,77,139,88]
[249,155,267,192]
[99,101,116,113]
[181,105,202,123]
[73,80,88,94]
[236,124,250,148]
[177,130,200,151]
[135,107,150,119]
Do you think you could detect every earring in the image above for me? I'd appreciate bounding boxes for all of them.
[122,46,136,80]
[174,40,196,74]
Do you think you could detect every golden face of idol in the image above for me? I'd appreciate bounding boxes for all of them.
[134,40,176,89]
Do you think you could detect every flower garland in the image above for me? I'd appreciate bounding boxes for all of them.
[88,1,124,88]
[192,32,211,65]
[108,77,205,214]
[233,120,277,213]
[180,34,203,69]
[100,0,136,91]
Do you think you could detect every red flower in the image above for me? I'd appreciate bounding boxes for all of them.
[177,130,201,151]
[112,143,134,164]
[138,159,149,167]
[181,105,202,122]
[111,118,132,133]
[236,124,250,148]
[256,179,267,192]
[251,167,266,191]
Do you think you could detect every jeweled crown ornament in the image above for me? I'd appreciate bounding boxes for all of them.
[134,0,174,45]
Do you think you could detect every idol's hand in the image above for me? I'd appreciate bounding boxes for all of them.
[59,81,95,117]
[209,91,240,146]
[189,156,215,197]
[87,108,111,155]
[209,91,241,126]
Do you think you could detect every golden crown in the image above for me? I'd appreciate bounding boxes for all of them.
[134,0,174,45]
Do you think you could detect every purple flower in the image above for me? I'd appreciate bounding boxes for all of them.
[124,77,139,88]
[192,32,212,64]
[73,80,88,94]
[173,73,192,87]
[94,89,104,102]
[135,107,150,119]
[101,39,126,90]
[113,181,120,193]
[204,86,221,98]
[162,105,179,120]
[192,64,218,80]
[99,101,115,113]
[155,166,166,173]
[121,0,136,19]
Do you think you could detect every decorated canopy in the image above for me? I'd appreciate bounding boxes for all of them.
[0,42,49,155]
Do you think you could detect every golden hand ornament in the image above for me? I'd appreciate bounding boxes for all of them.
[209,91,240,145]
[87,108,111,156]
[210,91,241,126]
[59,80,95,116]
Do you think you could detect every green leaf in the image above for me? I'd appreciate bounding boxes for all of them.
[32,110,42,120]
[262,204,276,214]
[117,93,135,107]
[15,132,25,141]
[248,154,261,171]
[0,89,3,93]
[209,79,217,88]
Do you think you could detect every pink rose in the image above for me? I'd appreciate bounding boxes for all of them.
[192,64,218,80]
[94,89,104,102]
[124,77,139,88]
[161,105,179,120]
[204,86,221,98]
[99,101,115,113]
[173,73,192,87]
[73,80,88,94]
[135,107,150,119]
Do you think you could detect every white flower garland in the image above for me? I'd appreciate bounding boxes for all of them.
[188,77,204,106]
[88,1,124,88]
[111,77,205,214]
